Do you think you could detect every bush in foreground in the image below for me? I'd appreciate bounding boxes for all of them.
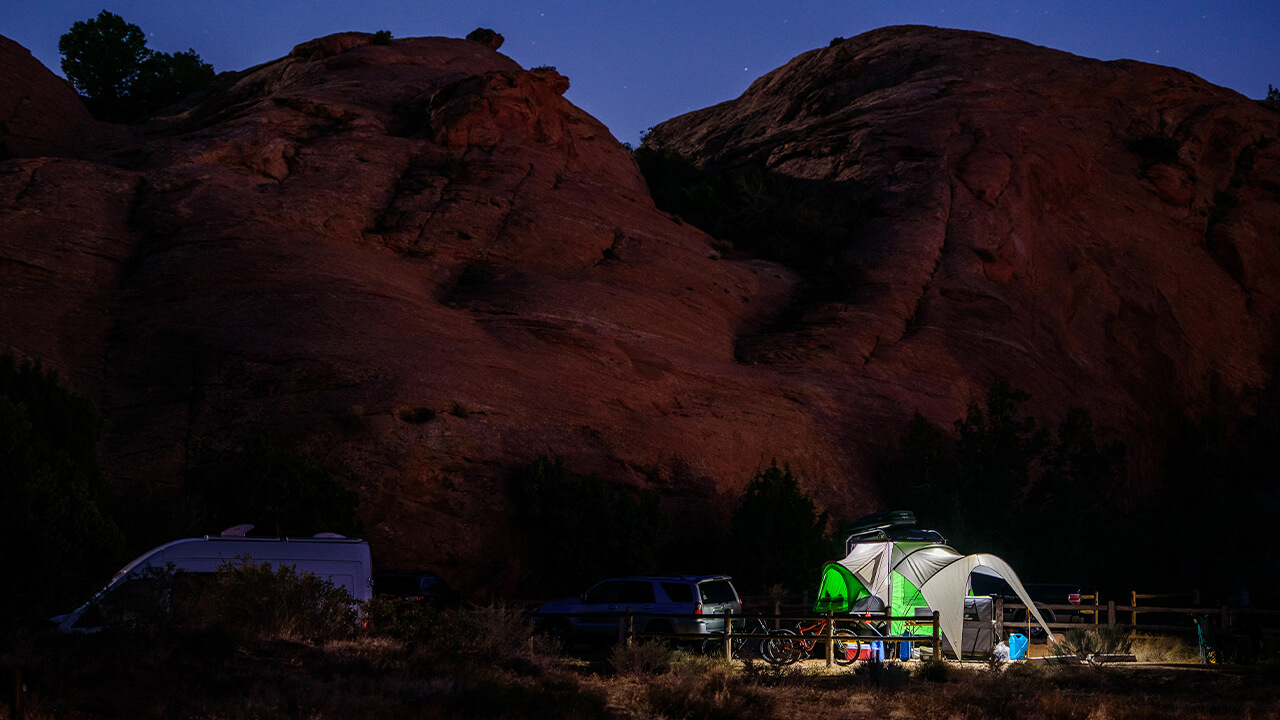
[208,559,358,642]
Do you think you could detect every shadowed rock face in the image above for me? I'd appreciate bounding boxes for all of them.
[2,27,1279,592]
[0,32,822,592]
[647,25,1280,485]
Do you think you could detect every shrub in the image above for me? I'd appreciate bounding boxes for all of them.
[364,596,448,641]
[1055,626,1134,666]
[610,640,674,676]
[456,603,544,659]
[641,665,774,720]
[913,658,950,682]
[372,30,393,45]
[1131,633,1198,663]
[207,559,358,642]
[851,659,909,688]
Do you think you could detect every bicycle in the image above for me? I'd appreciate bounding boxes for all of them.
[699,615,773,659]
[761,616,878,666]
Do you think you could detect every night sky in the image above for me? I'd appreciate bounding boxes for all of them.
[4,1,1277,146]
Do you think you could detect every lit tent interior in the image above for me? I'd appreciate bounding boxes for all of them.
[814,522,1055,659]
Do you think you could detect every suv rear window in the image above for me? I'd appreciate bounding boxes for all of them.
[661,582,693,603]
[698,580,737,604]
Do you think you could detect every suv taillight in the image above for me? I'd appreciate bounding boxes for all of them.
[694,603,703,615]
[1068,593,1081,605]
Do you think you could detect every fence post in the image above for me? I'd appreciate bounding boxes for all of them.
[1107,600,1115,628]
[622,610,633,647]
[994,597,1004,638]
[1131,591,1138,626]
[774,600,781,630]
[1093,591,1100,625]
[932,610,941,661]
[1221,603,1230,631]
[825,610,835,667]
[723,609,733,661]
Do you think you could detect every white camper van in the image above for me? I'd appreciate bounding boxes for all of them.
[53,525,374,633]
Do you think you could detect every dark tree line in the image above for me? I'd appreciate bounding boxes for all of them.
[513,456,831,597]
[881,377,1280,604]
[0,352,362,632]
[879,380,1127,588]
[0,355,124,627]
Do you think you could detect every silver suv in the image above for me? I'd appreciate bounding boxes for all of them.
[535,575,741,643]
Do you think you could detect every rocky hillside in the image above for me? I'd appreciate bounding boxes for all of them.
[645,25,1280,485]
[2,27,1278,592]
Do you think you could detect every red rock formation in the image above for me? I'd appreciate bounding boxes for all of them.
[2,27,1278,594]
[648,26,1280,488]
[0,32,819,594]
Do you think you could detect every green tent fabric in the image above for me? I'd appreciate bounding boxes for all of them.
[813,538,1054,658]
[815,563,869,611]
[889,571,929,637]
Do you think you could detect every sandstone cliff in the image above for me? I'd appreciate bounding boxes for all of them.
[646,26,1280,486]
[2,27,1278,593]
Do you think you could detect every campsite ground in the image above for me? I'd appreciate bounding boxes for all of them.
[5,619,1277,720]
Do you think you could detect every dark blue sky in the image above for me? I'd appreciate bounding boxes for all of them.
[4,1,1277,146]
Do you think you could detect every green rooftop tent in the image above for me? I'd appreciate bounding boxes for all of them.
[814,534,1055,659]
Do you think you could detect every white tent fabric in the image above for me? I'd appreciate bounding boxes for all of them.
[839,542,891,600]
[912,552,1054,659]
[836,541,1055,659]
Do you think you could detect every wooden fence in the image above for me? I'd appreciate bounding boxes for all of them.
[626,609,941,667]
[995,594,1280,635]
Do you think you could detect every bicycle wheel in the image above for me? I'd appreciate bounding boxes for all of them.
[700,633,737,657]
[735,626,768,660]
[762,628,804,666]
[833,628,864,666]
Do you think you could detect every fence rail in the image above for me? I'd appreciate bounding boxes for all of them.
[997,596,1280,634]
[542,591,1279,665]
[617,609,941,667]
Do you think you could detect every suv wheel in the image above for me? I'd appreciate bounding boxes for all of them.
[644,620,674,639]
[541,620,570,647]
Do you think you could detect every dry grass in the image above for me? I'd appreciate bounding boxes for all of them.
[1131,633,1200,664]
[4,621,1278,719]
